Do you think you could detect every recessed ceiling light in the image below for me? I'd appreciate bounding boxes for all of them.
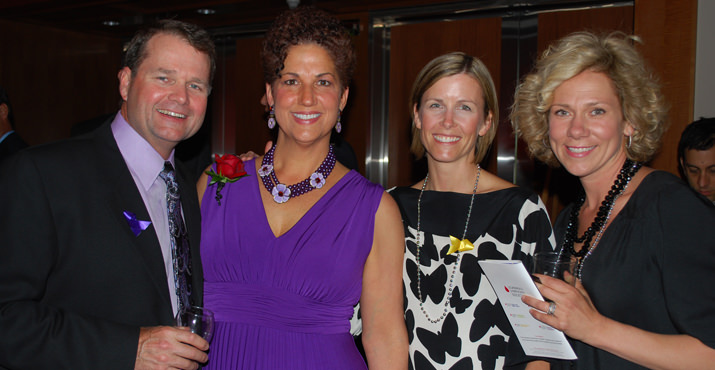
[102,20,120,26]
[197,8,216,15]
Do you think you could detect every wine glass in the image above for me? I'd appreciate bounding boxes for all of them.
[176,306,215,342]
[532,252,577,284]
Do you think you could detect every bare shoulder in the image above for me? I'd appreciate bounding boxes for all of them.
[371,190,404,256]
[331,162,351,181]
[196,163,214,207]
[478,170,516,194]
[374,191,402,238]
[374,189,400,226]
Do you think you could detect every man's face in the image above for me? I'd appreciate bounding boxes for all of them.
[118,33,211,159]
[682,146,715,202]
[0,103,9,128]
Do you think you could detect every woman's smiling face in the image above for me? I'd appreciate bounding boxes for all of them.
[266,43,348,146]
[414,73,491,166]
[548,69,634,181]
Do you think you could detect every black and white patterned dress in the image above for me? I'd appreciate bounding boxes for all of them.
[391,186,555,370]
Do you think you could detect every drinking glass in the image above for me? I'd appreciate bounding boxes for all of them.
[176,306,215,342]
[532,252,576,283]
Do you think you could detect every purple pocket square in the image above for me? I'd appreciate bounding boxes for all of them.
[123,211,151,237]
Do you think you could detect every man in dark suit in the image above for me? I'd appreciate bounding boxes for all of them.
[0,86,28,162]
[0,20,215,370]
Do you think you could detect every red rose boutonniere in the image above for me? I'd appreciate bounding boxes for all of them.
[205,154,249,205]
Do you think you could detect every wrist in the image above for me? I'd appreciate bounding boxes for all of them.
[582,314,613,349]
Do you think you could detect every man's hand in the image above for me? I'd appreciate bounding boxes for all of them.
[238,141,273,162]
[135,326,209,370]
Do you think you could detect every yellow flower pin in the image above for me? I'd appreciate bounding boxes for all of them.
[447,235,474,255]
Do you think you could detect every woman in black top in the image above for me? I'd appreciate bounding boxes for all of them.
[511,31,715,369]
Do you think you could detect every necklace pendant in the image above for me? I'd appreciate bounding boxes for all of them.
[271,183,291,204]
[447,236,474,255]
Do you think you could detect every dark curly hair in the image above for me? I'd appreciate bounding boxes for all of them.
[679,117,715,159]
[262,6,356,89]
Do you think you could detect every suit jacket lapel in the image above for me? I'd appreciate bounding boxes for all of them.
[93,123,173,314]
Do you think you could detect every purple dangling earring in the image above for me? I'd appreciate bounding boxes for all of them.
[268,106,276,129]
[335,110,342,133]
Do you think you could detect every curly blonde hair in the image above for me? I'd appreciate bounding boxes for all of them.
[410,52,498,165]
[510,31,668,166]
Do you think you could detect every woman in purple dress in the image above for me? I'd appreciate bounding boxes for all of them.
[196,6,408,369]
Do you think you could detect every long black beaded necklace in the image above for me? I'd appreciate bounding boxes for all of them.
[259,144,337,204]
[561,159,642,277]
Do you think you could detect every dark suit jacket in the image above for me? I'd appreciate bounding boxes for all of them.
[0,121,203,369]
[0,131,28,162]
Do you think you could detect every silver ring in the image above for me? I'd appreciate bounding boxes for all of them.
[547,301,556,315]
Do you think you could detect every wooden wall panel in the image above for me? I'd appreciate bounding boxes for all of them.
[231,37,268,156]
[388,17,502,187]
[0,20,121,145]
[635,0,697,175]
[340,13,370,175]
[537,6,634,53]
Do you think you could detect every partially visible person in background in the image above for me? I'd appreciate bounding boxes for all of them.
[0,85,28,162]
[678,117,715,204]
[512,31,715,370]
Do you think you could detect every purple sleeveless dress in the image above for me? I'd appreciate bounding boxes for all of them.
[200,159,383,369]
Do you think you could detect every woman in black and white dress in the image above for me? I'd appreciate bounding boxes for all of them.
[393,52,554,370]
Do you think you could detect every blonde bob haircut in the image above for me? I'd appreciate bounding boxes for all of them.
[410,52,498,165]
[510,31,668,166]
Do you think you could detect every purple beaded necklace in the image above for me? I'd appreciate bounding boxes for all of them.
[259,144,337,204]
